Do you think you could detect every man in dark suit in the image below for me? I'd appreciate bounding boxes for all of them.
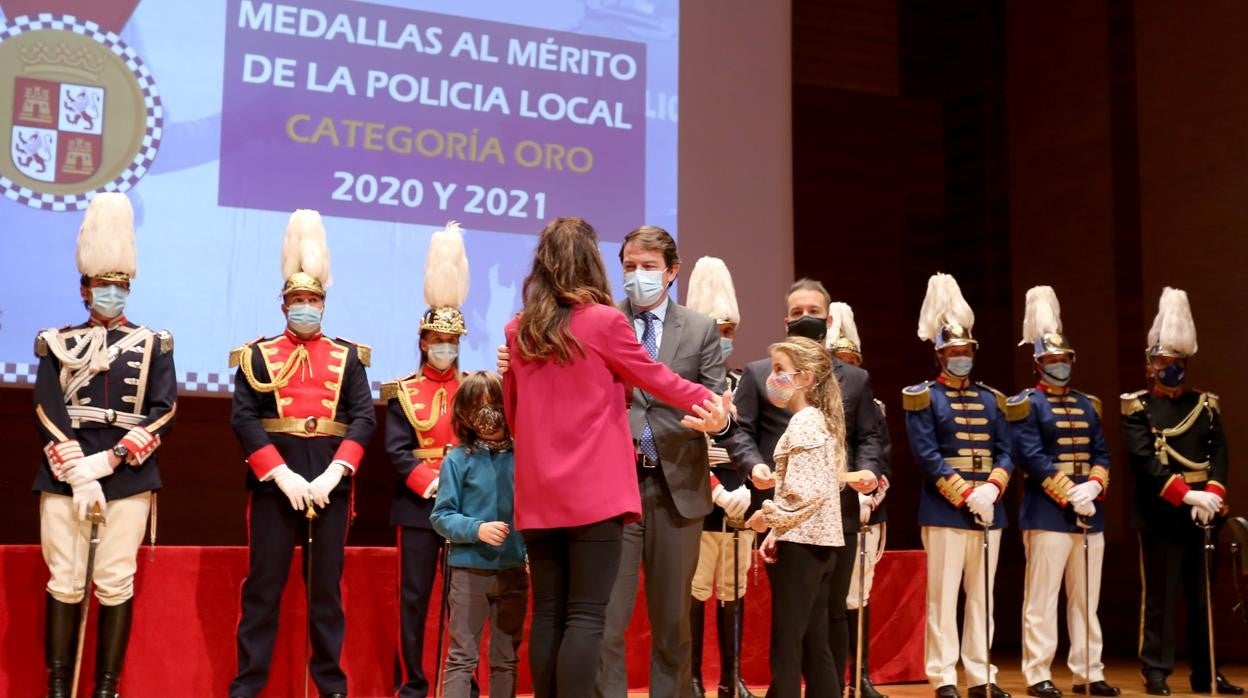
[729,278,884,698]
[595,226,747,698]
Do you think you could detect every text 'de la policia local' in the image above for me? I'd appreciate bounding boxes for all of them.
[219,0,647,237]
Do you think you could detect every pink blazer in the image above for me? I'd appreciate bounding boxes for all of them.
[504,303,716,530]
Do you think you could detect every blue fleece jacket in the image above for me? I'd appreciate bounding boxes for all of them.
[430,444,526,569]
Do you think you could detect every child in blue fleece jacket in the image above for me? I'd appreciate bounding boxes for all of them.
[430,371,527,698]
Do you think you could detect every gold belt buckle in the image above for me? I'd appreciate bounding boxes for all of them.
[104,408,117,425]
[972,454,983,473]
[304,417,318,435]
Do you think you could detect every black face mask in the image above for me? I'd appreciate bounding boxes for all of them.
[787,315,828,343]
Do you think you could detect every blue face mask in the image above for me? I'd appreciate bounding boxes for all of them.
[624,269,667,308]
[719,337,734,361]
[1156,362,1186,387]
[1041,361,1072,386]
[90,285,128,319]
[945,356,974,378]
[427,342,459,370]
[287,303,322,335]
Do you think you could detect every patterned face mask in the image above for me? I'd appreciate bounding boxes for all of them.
[469,404,505,435]
[765,371,800,408]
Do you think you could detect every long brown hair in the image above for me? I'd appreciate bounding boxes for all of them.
[769,337,846,445]
[451,371,507,448]
[516,217,614,364]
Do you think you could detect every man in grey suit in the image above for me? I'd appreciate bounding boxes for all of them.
[595,226,751,698]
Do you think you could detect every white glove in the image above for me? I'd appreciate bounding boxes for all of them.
[859,492,874,525]
[966,483,999,525]
[1192,506,1215,525]
[713,484,751,520]
[423,477,440,499]
[269,465,311,511]
[308,463,346,508]
[1182,490,1221,517]
[1072,498,1096,518]
[1068,480,1102,507]
[71,480,107,521]
[64,451,115,487]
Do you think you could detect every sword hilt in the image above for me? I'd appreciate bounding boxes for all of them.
[86,502,106,526]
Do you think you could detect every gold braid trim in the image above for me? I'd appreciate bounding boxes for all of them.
[236,344,311,394]
[397,383,448,433]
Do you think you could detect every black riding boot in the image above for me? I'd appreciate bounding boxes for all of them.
[92,599,133,698]
[716,598,757,698]
[45,594,80,698]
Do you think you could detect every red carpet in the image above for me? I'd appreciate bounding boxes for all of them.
[0,545,924,696]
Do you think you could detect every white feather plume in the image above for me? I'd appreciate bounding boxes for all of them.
[685,257,740,324]
[76,193,137,278]
[1020,285,1062,345]
[1148,286,1198,356]
[917,273,974,341]
[424,221,469,309]
[826,302,861,351]
[280,209,332,288]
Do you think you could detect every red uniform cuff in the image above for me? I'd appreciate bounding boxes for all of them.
[1089,465,1110,500]
[248,444,284,480]
[119,427,160,465]
[1160,474,1190,507]
[987,468,1010,498]
[406,462,440,495]
[332,440,365,473]
[1206,480,1227,500]
[938,473,973,508]
[709,474,721,490]
[45,439,84,468]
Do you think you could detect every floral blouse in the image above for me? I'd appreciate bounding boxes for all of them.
[762,406,846,547]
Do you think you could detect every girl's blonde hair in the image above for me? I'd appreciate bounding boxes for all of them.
[769,336,846,446]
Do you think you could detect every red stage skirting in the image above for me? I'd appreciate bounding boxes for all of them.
[0,545,924,696]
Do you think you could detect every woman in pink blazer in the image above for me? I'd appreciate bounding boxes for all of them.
[503,217,728,698]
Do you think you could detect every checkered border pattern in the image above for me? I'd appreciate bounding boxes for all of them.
[3,365,384,400]
[1,362,38,385]
[0,14,164,211]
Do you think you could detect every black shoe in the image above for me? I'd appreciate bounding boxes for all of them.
[1028,681,1062,698]
[937,685,962,698]
[91,600,133,698]
[718,678,757,698]
[1217,674,1246,695]
[1072,681,1120,696]
[1142,674,1170,696]
[969,684,1012,698]
[44,594,80,698]
[321,694,346,698]
[850,675,888,698]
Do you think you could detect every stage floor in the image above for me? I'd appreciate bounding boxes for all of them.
[640,656,1247,698]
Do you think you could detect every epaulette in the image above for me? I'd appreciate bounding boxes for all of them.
[34,329,51,358]
[336,336,371,366]
[1204,392,1220,413]
[380,380,401,401]
[977,382,1008,412]
[228,336,264,369]
[1120,389,1148,416]
[1073,390,1102,418]
[902,382,932,411]
[157,329,174,355]
[1005,390,1032,422]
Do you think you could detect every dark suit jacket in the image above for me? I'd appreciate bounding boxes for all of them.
[726,355,884,534]
[621,298,727,520]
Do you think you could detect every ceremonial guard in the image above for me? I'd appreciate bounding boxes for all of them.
[903,273,1012,698]
[827,302,890,698]
[34,192,176,698]
[685,257,755,698]
[1006,286,1117,698]
[383,222,471,698]
[1124,287,1241,696]
[229,210,376,698]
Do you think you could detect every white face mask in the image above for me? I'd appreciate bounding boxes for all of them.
[623,269,667,307]
[427,342,458,370]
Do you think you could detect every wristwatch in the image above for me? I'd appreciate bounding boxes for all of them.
[112,444,130,462]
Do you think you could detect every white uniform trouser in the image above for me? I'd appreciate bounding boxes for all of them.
[691,529,755,602]
[1021,529,1106,685]
[922,525,1001,688]
[40,492,151,606]
[847,523,883,609]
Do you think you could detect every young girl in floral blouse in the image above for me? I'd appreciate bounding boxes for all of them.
[746,336,847,698]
